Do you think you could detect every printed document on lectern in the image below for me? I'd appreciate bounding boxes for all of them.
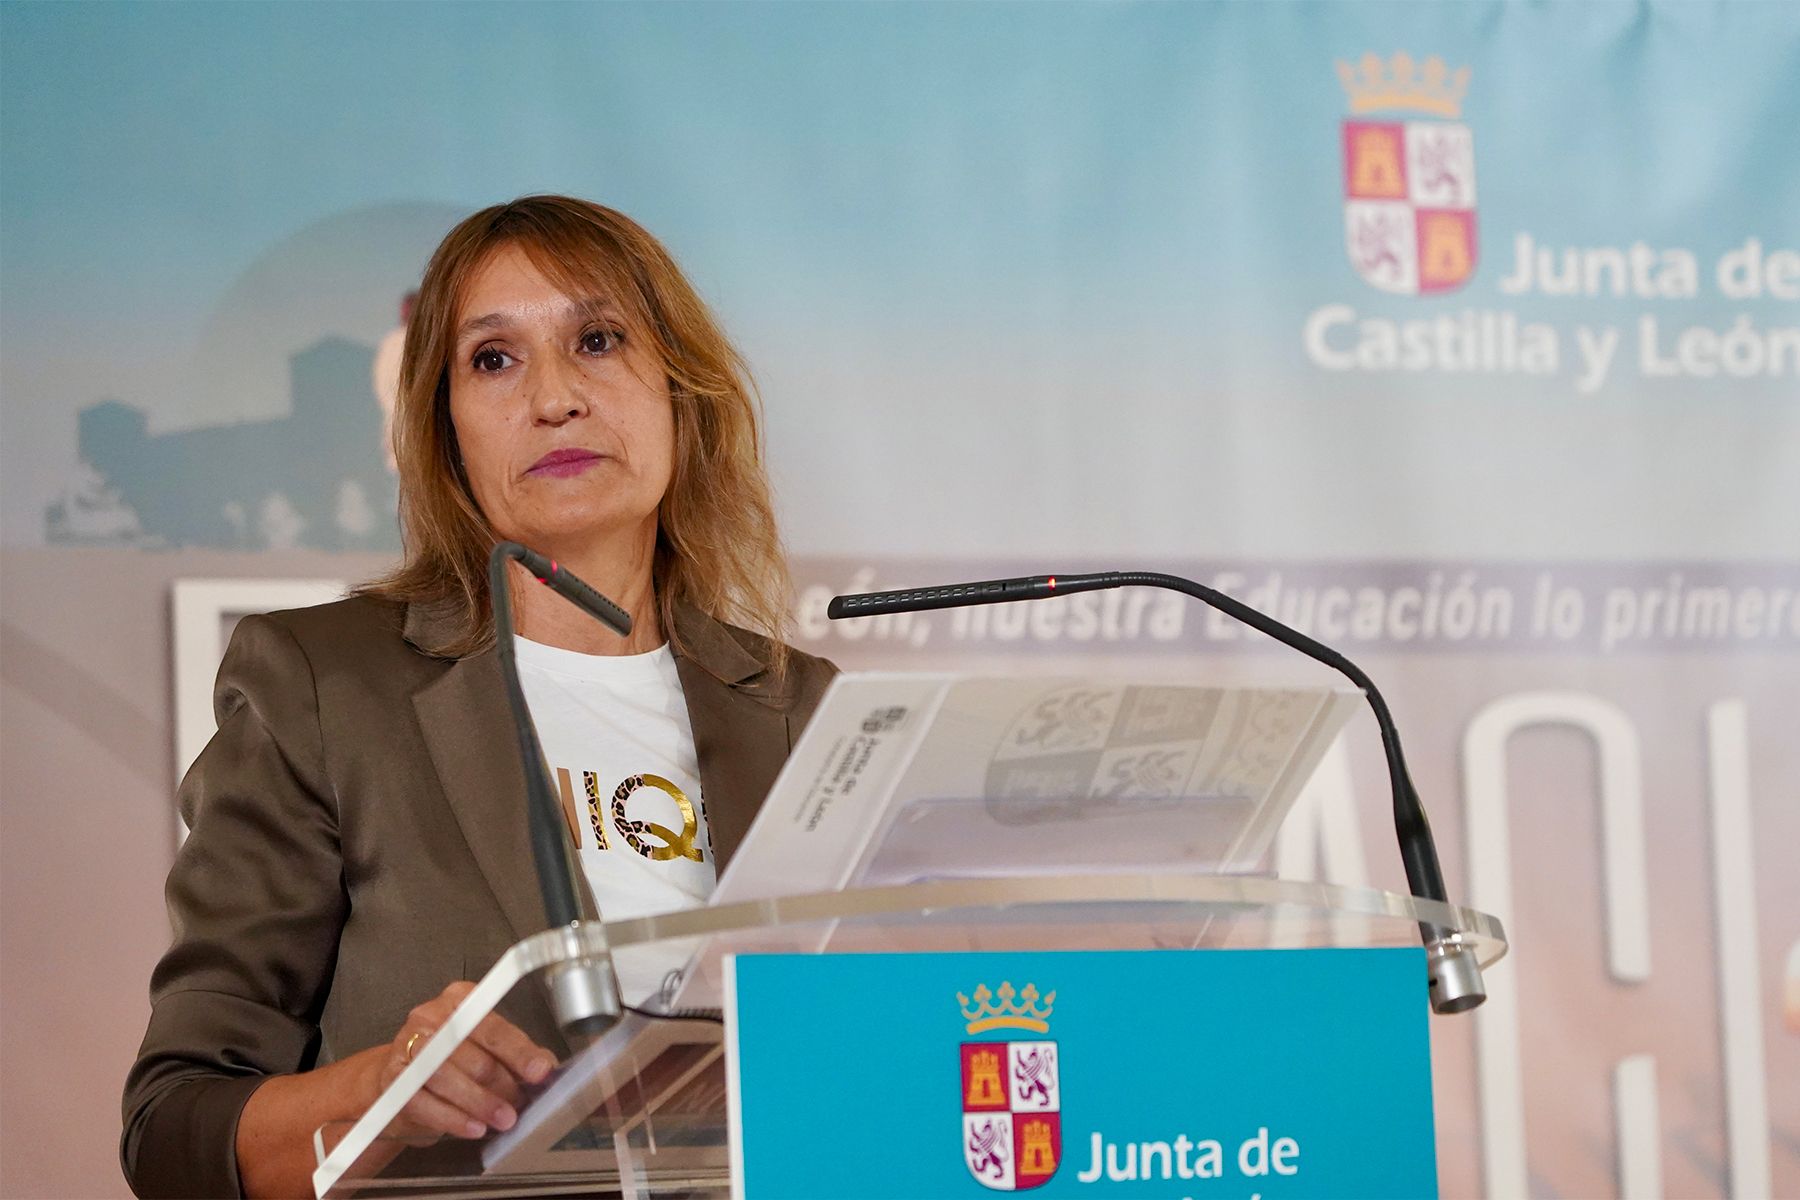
[711,672,1363,906]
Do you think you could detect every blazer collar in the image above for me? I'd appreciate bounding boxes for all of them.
[404,596,787,943]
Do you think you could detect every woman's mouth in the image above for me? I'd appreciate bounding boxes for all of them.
[527,448,604,478]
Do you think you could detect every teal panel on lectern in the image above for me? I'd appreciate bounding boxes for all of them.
[727,948,1436,1199]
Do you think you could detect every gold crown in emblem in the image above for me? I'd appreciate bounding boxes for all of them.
[1336,52,1470,119]
[958,981,1054,1034]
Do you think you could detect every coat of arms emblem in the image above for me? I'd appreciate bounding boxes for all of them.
[959,982,1059,1191]
[1337,52,1477,295]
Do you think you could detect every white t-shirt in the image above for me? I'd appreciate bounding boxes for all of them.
[513,636,716,1003]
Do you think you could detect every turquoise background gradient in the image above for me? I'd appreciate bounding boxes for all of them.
[730,948,1437,1199]
[3,1,1796,554]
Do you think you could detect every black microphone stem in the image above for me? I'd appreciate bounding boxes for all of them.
[489,541,633,1036]
[490,548,583,931]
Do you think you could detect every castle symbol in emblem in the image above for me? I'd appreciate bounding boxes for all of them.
[1338,52,1478,295]
[959,982,1060,1192]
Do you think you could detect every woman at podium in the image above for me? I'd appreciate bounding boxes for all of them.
[121,196,837,1198]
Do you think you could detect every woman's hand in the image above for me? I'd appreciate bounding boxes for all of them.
[372,981,559,1139]
[234,983,560,1197]
[235,978,554,1194]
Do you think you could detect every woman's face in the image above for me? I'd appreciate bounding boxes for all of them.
[447,242,675,555]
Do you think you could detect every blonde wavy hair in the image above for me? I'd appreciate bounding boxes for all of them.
[359,195,790,671]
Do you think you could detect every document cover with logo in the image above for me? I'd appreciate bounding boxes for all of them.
[710,672,1363,906]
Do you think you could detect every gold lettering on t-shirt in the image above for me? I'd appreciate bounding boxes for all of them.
[611,773,703,862]
[582,770,609,850]
[556,767,611,849]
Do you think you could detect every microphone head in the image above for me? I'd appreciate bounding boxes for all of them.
[829,575,1107,621]
[490,541,632,636]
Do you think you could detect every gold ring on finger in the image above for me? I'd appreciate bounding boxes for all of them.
[403,1029,431,1064]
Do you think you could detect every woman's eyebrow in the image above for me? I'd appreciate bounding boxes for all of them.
[455,311,511,342]
[567,295,625,325]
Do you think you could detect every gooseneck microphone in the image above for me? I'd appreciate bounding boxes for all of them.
[490,541,632,1038]
[829,570,1487,1014]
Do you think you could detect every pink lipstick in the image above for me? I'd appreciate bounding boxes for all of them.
[527,448,604,478]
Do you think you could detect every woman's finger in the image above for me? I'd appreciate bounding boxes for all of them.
[394,1086,491,1141]
[447,1040,525,1110]
[468,1011,557,1086]
[403,1000,548,1099]
[420,1058,519,1133]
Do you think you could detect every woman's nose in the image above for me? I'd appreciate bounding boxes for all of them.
[526,356,594,424]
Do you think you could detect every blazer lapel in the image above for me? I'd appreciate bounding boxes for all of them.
[670,605,792,874]
[404,598,602,943]
[411,648,556,943]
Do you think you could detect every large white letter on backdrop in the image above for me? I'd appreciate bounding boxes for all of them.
[1707,699,1771,1199]
[1463,694,1651,1199]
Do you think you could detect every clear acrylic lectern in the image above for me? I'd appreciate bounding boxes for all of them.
[311,874,1506,1198]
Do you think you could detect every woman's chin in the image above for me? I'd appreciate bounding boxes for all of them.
[509,510,657,551]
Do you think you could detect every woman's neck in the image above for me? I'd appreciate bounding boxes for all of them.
[506,522,666,655]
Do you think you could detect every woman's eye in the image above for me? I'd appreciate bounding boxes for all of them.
[471,347,512,373]
[580,327,624,356]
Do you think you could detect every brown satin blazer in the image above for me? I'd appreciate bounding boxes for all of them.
[120,594,837,1199]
